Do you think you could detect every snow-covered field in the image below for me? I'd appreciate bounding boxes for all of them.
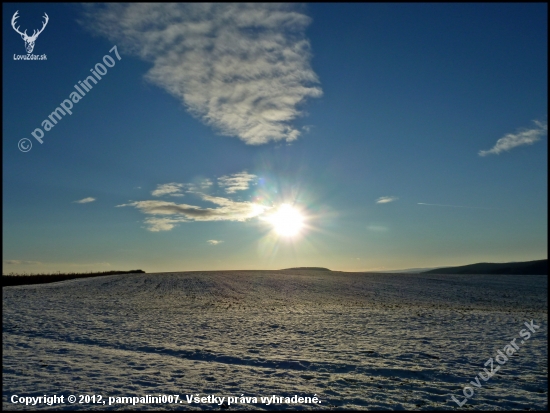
[3,271,547,410]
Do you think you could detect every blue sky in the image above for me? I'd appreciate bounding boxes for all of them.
[3,3,547,273]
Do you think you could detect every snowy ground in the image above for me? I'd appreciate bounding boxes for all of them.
[3,271,547,410]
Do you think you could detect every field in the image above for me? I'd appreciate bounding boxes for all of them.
[2,270,547,410]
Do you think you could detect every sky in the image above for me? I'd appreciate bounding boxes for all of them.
[3,3,547,274]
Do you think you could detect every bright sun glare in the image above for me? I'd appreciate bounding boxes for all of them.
[267,204,304,237]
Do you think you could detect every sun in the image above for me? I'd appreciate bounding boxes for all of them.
[266,203,304,237]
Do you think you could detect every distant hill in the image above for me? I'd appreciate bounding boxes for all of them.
[281,267,331,271]
[375,267,443,274]
[423,259,547,275]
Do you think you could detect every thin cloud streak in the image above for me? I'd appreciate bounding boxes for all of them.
[479,120,547,156]
[418,203,494,210]
[83,3,322,145]
[74,197,96,204]
[3,260,42,265]
[207,240,224,245]
[376,196,398,204]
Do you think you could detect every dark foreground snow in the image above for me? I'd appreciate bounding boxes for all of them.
[3,271,547,410]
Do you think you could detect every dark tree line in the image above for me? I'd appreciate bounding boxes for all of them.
[2,270,145,287]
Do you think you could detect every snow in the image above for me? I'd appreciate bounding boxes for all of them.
[3,271,547,410]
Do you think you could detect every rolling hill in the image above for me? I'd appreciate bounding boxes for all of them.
[423,259,547,275]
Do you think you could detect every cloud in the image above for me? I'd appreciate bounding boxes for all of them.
[117,194,270,231]
[151,180,214,197]
[151,183,185,197]
[479,120,547,156]
[185,179,213,193]
[83,3,322,145]
[218,171,257,193]
[376,196,398,204]
[3,260,42,265]
[207,240,224,245]
[143,217,188,232]
[74,197,96,204]
[418,202,493,210]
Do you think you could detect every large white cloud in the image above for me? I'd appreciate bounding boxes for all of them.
[83,3,322,144]
[479,120,547,156]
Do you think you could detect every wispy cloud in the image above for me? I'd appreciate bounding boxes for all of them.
[418,203,493,210]
[185,179,213,193]
[479,120,547,156]
[83,3,322,145]
[218,171,257,193]
[151,180,215,197]
[3,260,42,265]
[376,196,398,204]
[207,240,224,245]
[74,197,96,204]
[142,217,187,232]
[151,183,185,197]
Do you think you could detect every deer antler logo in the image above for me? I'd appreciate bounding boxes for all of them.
[11,10,49,54]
